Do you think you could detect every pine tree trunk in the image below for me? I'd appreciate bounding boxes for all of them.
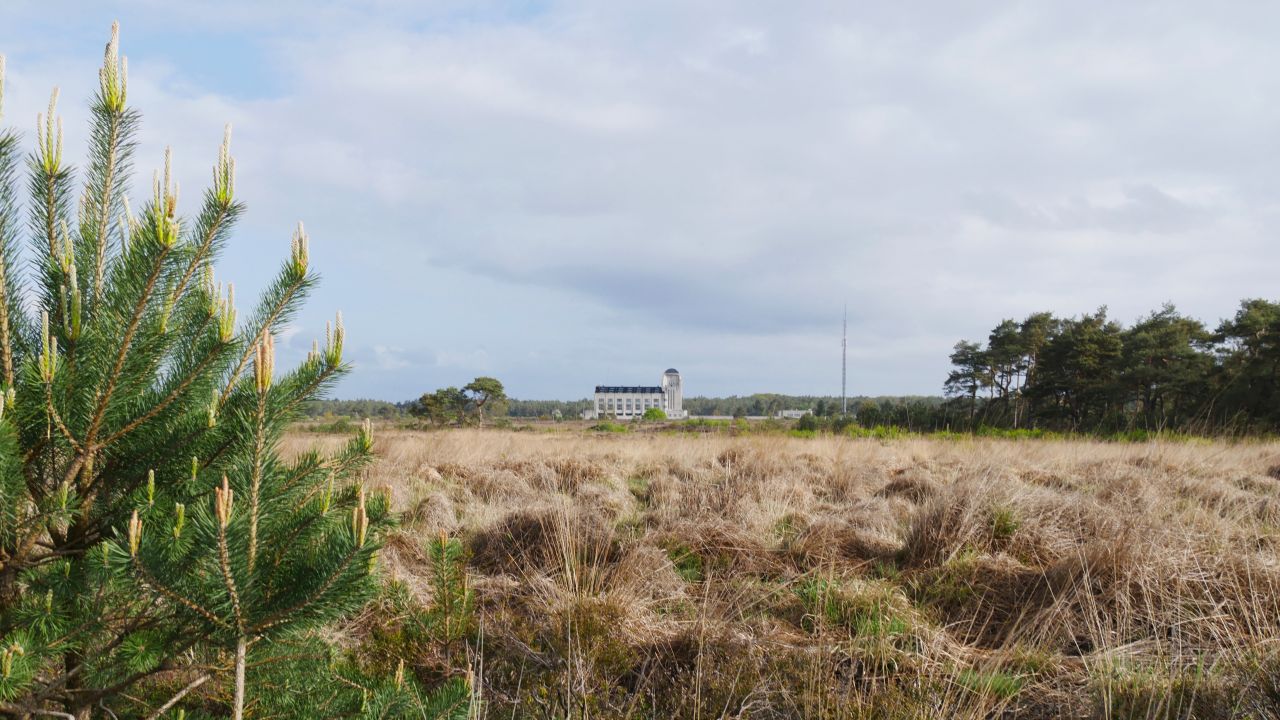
[232,636,247,720]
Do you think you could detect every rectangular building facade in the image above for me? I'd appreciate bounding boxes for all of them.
[592,386,665,419]
[584,369,686,420]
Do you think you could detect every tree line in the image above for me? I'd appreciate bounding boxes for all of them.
[313,294,1280,439]
[943,300,1280,434]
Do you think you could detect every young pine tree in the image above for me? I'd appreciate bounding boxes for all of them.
[0,24,470,719]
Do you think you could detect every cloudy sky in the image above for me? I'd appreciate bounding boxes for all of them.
[1,2,1276,400]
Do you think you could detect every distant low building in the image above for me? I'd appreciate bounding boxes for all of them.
[776,409,808,420]
[583,368,687,420]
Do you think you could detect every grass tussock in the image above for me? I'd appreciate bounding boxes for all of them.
[285,429,1280,719]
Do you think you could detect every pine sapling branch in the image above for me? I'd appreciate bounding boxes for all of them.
[35,88,65,258]
[168,126,237,307]
[0,256,13,388]
[247,334,273,575]
[215,476,244,632]
[88,22,128,303]
[84,216,173,449]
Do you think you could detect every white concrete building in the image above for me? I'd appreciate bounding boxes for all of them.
[584,368,686,420]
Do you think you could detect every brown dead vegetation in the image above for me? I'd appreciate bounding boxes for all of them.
[287,429,1280,719]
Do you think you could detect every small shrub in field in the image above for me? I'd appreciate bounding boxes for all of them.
[847,424,910,440]
[788,428,817,439]
[793,577,914,638]
[956,668,1024,699]
[910,549,980,609]
[626,475,650,505]
[590,421,629,433]
[871,559,902,582]
[1095,664,1239,720]
[772,512,807,545]
[974,426,1060,440]
[301,538,475,717]
[661,540,704,582]
[990,504,1020,541]
[679,418,731,431]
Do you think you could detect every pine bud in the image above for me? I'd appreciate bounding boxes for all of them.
[119,195,135,253]
[1,642,24,678]
[173,503,185,539]
[159,291,174,334]
[127,510,142,556]
[290,221,309,275]
[208,389,219,428]
[394,658,404,688]
[164,145,172,202]
[325,312,344,366]
[191,456,199,483]
[36,88,64,174]
[215,475,233,528]
[66,266,82,341]
[59,220,75,273]
[39,311,59,382]
[255,333,275,395]
[44,590,52,615]
[203,266,216,310]
[320,472,334,514]
[146,469,155,507]
[99,21,127,112]
[153,147,180,246]
[358,417,373,452]
[216,283,236,343]
[352,485,368,547]
[213,124,235,205]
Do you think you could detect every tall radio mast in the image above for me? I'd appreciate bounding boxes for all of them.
[841,304,847,415]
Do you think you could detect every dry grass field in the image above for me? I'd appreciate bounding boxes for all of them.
[285,428,1280,719]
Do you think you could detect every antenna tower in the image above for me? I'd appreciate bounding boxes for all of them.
[841,304,848,415]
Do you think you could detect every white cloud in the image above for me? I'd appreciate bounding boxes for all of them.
[372,345,412,370]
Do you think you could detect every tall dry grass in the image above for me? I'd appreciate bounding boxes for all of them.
[286,429,1280,719]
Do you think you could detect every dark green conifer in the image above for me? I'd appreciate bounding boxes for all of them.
[0,24,475,719]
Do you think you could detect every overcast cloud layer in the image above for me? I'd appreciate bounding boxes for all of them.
[1,1,1276,400]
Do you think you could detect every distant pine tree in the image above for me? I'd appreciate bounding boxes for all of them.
[0,24,474,719]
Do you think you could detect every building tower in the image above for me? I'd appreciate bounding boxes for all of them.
[662,368,684,418]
